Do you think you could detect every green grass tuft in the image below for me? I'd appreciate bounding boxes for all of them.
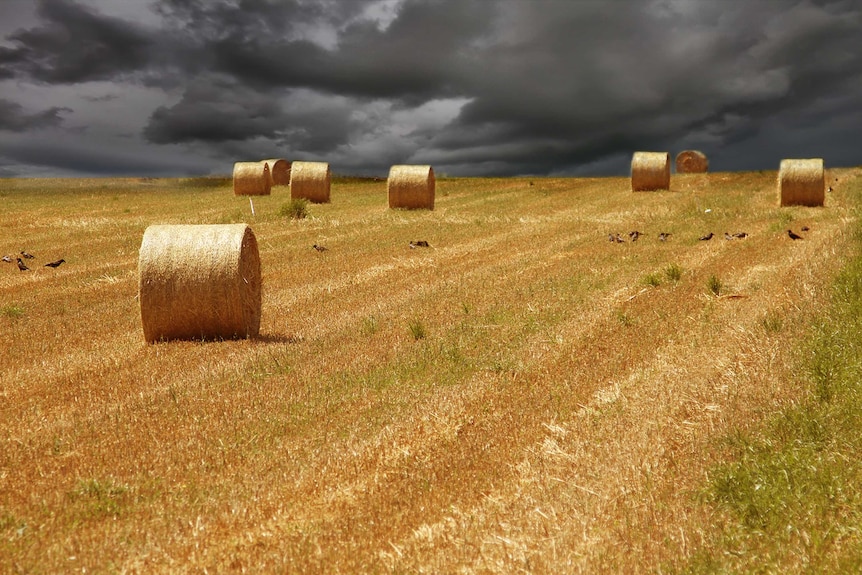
[1,303,24,319]
[665,263,683,282]
[280,198,309,220]
[408,319,427,341]
[707,274,723,296]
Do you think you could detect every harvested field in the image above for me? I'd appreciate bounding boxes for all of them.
[0,170,859,572]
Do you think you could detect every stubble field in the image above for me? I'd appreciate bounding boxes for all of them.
[1,169,859,573]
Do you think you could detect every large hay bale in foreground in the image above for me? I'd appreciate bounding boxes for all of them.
[675,150,709,173]
[138,224,261,343]
[631,151,671,191]
[388,165,435,210]
[233,162,271,196]
[261,158,291,186]
[779,158,824,207]
[290,161,330,203]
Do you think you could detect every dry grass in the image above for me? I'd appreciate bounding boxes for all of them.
[0,170,859,573]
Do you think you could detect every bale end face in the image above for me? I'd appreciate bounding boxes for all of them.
[138,224,262,343]
[675,150,709,174]
[631,152,671,191]
[388,165,436,210]
[779,159,824,207]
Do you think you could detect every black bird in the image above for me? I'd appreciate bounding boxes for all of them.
[628,231,643,241]
[658,232,672,242]
[312,244,328,252]
[733,232,748,239]
[828,186,833,193]
[409,240,430,248]
[699,232,714,241]
[20,251,34,259]
[615,233,625,243]
[16,257,29,271]
[1,255,12,263]
[801,226,810,232]
[724,232,734,240]
[787,229,804,240]
[44,259,65,268]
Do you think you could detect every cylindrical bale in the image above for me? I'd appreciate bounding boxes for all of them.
[779,158,824,207]
[138,224,262,343]
[261,158,291,186]
[290,161,331,203]
[631,152,671,191]
[675,150,709,173]
[233,162,271,196]
[388,165,436,210]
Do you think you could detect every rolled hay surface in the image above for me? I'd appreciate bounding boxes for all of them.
[138,224,261,343]
[675,150,708,173]
[233,162,271,196]
[388,165,436,210]
[261,158,291,186]
[631,151,671,191]
[779,158,824,207]
[290,161,330,203]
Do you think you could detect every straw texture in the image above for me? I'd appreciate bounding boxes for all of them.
[290,161,331,203]
[779,158,824,207]
[631,152,670,191]
[387,165,436,210]
[261,159,291,186]
[138,224,262,343]
[233,162,271,196]
[675,150,708,173]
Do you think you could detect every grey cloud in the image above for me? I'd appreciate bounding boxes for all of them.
[0,98,68,131]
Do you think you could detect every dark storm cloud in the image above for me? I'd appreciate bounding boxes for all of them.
[0,0,860,176]
[0,98,68,132]
[0,0,155,83]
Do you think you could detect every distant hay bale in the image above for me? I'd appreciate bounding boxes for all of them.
[261,158,291,186]
[233,162,271,196]
[631,152,671,191]
[138,224,261,343]
[290,161,330,203]
[675,150,709,173]
[779,158,824,207]
[388,165,435,210]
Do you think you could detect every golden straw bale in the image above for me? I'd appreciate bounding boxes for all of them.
[138,224,261,343]
[779,158,825,207]
[290,161,331,203]
[261,159,291,186]
[388,165,436,210]
[675,150,709,173]
[233,162,271,196]
[631,151,671,191]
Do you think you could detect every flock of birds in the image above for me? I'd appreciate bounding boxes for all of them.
[2,251,65,271]
[607,228,808,243]
[313,240,431,252]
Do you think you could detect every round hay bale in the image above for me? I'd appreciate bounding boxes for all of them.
[233,162,271,196]
[631,151,671,191]
[388,165,435,210]
[675,150,708,173]
[138,224,261,343]
[290,161,330,203]
[261,158,291,186]
[779,158,824,207]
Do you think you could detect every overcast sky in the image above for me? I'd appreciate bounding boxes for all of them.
[0,0,860,178]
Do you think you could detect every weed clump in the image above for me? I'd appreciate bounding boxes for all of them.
[280,198,309,220]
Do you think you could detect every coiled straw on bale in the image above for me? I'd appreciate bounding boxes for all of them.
[233,162,271,196]
[138,224,261,343]
[631,152,670,191]
[779,158,824,207]
[290,161,330,203]
[675,150,708,173]
[261,159,291,186]
[388,165,436,210]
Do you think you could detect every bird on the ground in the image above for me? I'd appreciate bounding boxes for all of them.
[787,229,804,240]
[16,258,29,271]
[615,233,625,243]
[312,244,328,252]
[409,240,430,248]
[20,251,34,259]
[733,232,748,239]
[801,226,810,231]
[828,186,833,193]
[1,255,12,263]
[44,259,65,268]
[628,231,643,241]
[608,233,615,243]
[699,232,714,241]
[724,232,734,240]
[658,232,672,242]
